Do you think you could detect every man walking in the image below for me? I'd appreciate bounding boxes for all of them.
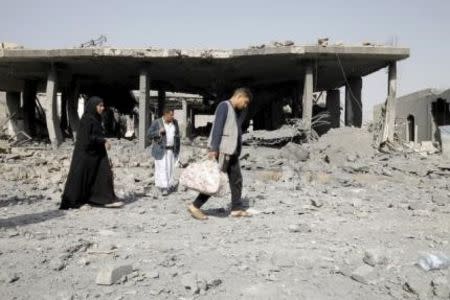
[188,88,252,220]
[148,108,180,196]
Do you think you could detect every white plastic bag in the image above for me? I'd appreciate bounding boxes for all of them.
[416,253,450,271]
[180,160,228,196]
[215,171,229,197]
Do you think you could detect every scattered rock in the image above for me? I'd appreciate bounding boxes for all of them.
[207,278,222,289]
[0,271,20,283]
[287,223,311,233]
[181,273,200,294]
[96,264,133,285]
[147,271,159,279]
[49,257,67,271]
[311,198,323,208]
[350,265,375,284]
[363,249,389,267]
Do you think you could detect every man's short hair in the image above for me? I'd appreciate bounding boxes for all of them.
[233,87,253,101]
[162,107,174,114]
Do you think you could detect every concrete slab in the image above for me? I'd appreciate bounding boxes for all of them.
[0,45,409,93]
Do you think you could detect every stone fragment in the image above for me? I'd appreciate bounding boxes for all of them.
[0,271,20,283]
[96,264,133,285]
[181,273,199,294]
[363,249,389,267]
[311,198,323,208]
[350,265,375,284]
[287,223,311,233]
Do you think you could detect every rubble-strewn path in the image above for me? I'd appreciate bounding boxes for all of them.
[1,128,449,299]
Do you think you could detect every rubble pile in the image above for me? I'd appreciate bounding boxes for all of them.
[0,126,449,299]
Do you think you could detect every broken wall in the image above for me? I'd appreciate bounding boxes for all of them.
[395,89,450,143]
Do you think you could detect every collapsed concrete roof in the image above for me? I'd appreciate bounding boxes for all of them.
[0,45,409,94]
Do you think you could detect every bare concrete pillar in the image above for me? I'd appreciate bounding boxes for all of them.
[139,69,151,150]
[380,63,397,144]
[326,89,340,128]
[302,63,313,136]
[181,99,189,138]
[189,107,196,135]
[5,92,22,137]
[60,91,68,136]
[157,89,165,117]
[345,77,362,127]
[45,68,63,149]
[67,80,80,139]
[23,81,37,136]
[387,63,397,141]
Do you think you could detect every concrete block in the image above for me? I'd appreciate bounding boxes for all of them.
[96,264,133,285]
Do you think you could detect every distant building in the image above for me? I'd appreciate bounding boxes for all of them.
[374,89,450,143]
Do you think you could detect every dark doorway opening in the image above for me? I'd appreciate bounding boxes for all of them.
[431,98,450,141]
[431,98,450,126]
[407,115,415,142]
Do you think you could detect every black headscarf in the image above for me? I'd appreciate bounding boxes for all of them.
[83,96,104,122]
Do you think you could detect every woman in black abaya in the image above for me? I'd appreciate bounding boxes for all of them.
[60,96,123,209]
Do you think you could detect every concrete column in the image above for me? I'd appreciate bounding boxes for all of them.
[380,62,397,144]
[22,81,37,136]
[302,63,313,136]
[326,89,340,128]
[60,90,68,136]
[181,99,189,138]
[139,69,151,150]
[345,77,363,127]
[45,68,63,149]
[189,107,196,135]
[387,63,397,141]
[157,89,165,117]
[67,80,80,139]
[5,92,22,137]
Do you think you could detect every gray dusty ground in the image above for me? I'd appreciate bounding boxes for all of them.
[1,127,449,300]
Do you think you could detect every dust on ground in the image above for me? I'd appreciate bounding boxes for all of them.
[0,127,449,299]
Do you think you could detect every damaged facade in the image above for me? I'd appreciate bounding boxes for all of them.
[0,42,409,149]
[374,88,450,144]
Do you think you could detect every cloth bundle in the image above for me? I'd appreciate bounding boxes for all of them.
[179,159,228,196]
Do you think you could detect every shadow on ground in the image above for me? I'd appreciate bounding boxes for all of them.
[0,209,65,228]
[0,195,47,208]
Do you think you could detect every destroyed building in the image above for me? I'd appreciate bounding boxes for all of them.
[374,88,450,144]
[0,42,409,149]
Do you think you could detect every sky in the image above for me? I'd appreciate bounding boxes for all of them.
[1,0,449,120]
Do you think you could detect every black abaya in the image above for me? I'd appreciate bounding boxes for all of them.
[60,97,116,209]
